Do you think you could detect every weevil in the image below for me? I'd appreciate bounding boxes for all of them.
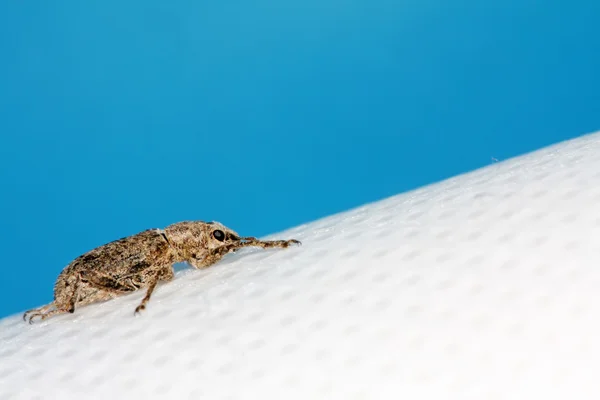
[23,221,301,323]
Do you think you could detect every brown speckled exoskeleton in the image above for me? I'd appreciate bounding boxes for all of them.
[23,221,301,323]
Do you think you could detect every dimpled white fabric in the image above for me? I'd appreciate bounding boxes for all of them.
[2,132,600,400]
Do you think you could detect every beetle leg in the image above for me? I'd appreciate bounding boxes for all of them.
[133,273,159,315]
[132,265,174,315]
[22,303,67,324]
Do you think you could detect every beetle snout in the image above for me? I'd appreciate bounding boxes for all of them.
[226,233,240,241]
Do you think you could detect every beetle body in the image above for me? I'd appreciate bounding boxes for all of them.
[24,221,300,323]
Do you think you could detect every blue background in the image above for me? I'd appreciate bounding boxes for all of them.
[1,1,599,318]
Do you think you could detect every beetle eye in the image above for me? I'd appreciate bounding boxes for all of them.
[212,230,225,242]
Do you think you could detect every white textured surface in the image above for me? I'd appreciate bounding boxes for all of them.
[2,132,600,399]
